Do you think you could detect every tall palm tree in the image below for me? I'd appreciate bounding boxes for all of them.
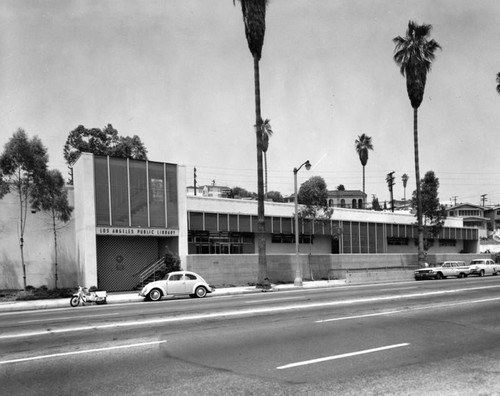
[234,0,269,285]
[261,118,273,196]
[354,133,373,208]
[496,72,500,94]
[393,20,441,266]
[401,173,409,202]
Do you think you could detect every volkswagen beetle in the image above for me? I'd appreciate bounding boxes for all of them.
[139,271,213,301]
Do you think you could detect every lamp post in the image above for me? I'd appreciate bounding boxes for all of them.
[294,160,311,286]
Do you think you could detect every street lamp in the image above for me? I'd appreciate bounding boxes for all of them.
[294,160,311,286]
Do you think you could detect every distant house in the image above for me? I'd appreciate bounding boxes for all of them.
[327,190,367,209]
[446,203,489,237]
[187,184,232,198]
[485,206,500,232]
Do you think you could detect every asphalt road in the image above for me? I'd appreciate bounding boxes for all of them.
[2,277,500,395]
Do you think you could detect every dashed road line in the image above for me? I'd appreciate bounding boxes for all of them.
[276,343,410,369]
[0,340,166,365]
[315,296,500,323]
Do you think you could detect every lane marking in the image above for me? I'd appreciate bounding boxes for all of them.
[316,311,402,322]
[315,296,500,323]
[19,313,119,323]
[379,287,418,292]
[0,340,166,365]
[3,285,500,339]
[276,343,410,369]
[246,296,305,303]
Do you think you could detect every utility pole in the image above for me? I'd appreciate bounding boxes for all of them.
[451,196,458,206]
[386,171,395,212]
[193,167,197,196]
[481,194,487,207]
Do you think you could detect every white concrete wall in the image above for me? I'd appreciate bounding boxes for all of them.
[74,153,98,288]
[0,187,77,289]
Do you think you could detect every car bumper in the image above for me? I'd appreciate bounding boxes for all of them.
[414,274,436,280]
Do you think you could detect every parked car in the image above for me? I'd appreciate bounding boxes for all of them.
[139,271,214,301]
[468,259,498,277]
[414,261,470,280]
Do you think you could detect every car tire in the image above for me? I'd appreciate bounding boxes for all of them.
[148,288,162,301]
[458,273,464,278]
[436,272,443,280]
[195,286,207,298]
[479,270,485,277]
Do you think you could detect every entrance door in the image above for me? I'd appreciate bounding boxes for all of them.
[331,238,340,254]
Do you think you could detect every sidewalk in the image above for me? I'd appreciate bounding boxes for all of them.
[0,280,347,313]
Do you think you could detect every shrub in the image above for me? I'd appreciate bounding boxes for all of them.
[15,288,74,301]
[164,248,181,273]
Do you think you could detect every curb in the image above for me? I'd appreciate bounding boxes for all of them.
[0,280,346,313]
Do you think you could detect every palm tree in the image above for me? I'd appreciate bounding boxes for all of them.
[234,0,269,285]
[496,72,500,94]
[354,133,373,208]
[393,20,441,266]
[402,173,409,202]
[261,118,273,196]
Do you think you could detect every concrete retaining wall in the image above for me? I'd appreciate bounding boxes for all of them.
[186,253,494,286]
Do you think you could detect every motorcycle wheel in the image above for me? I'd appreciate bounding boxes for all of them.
[70,296,80,307]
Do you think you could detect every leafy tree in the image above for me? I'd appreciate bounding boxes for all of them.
[298,176,328,207]
[393,20,441,266]
[31,169,74,289]
[266,190,284,202]
[63,124,113,166]
[372,196,382,211]
[232,186,256,199]
[261,119,273,197]
[336,184,345,191]
[109,134,148,160]
[496,72,500,94]
[411,171,447,250]
[297,176,335,278]
[234,0,270,285]
[63,124,148,183]
[354,133,374,207]
[0,129,49,290]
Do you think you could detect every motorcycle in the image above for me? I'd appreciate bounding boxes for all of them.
[70,286,107,307]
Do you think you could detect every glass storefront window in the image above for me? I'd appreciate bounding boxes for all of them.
[109,157,129,226]
[129,160,148,227]
[149,162,166,227]
[93,156,178,229]
[166,164,178,228]
[95,156,110,225]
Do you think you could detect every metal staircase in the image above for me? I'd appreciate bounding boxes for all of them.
[133,256,167,289]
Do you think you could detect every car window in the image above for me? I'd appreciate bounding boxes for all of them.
[169,274,183,281]
[185,274,197,280]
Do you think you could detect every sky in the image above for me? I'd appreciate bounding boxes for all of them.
[1,0,500,207]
